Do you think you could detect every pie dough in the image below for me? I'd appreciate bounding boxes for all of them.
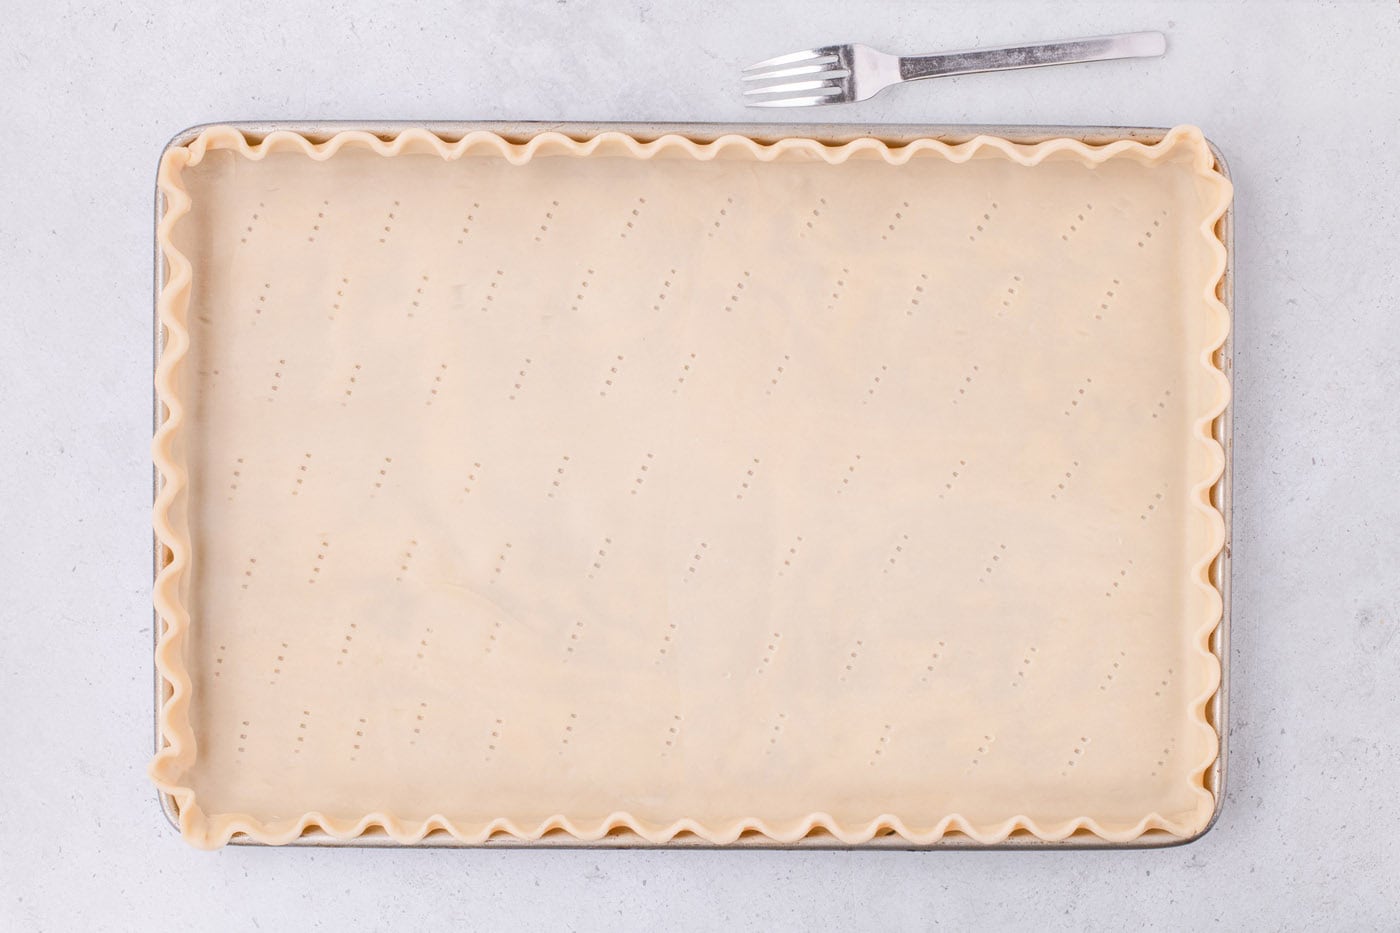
[151,125,1231,848]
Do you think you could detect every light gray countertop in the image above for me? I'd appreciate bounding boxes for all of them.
[2,1,1397,929]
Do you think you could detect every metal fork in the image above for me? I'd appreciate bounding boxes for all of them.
[743,32,1166,107]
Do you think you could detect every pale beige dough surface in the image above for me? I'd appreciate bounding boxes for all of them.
[151,127,1230,848]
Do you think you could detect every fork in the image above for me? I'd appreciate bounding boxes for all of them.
[743,31,1166,107]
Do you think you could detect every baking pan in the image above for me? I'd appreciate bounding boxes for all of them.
[152,121,1232,848]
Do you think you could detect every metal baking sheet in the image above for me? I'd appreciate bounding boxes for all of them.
[152,121,1232,849]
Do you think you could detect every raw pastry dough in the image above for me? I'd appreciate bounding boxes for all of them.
[151,126,1230,848]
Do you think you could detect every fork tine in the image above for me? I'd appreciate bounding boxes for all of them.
[743,78,844,97]
[742,45,840,72]
[746,92,844,108]
[741,61,843,82]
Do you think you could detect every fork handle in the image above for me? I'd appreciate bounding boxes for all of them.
[898,31,1166,82]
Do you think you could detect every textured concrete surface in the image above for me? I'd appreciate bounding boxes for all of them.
[2,1,1397,929]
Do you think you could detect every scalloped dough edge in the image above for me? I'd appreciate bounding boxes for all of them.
[151,124,1231,849]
